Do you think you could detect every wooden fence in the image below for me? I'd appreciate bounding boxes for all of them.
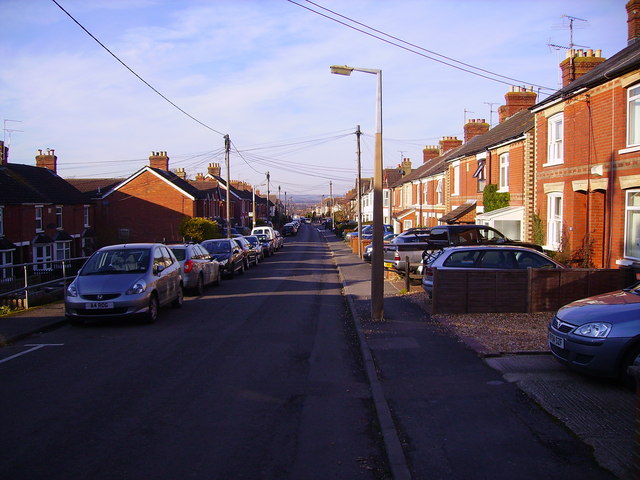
[431,267,636,314]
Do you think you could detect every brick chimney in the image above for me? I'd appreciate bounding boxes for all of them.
[400,158,412,175]
[0,141,7,166]
[628,0,640,44]
[36,148,57,173]
[195,172,205,182]
[207,162,221,177]
[423,145,439,163]
[439,136,462,153]
[464,119,490,142]
[175,167,186,180]
[559,49,606,87]
[498,86,537,123]
[149,151,169,171]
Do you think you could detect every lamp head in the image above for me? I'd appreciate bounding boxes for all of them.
[330,65,354,76]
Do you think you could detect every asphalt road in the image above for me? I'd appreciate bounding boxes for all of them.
[0,225,386,479]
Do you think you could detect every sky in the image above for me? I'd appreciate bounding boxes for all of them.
[0,0,630,199]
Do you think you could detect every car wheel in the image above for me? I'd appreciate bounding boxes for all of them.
[172,285,184,308]
[622,344,640,388]
[145,294,159,324]
[213,269,221,286]
[193,274,204,296]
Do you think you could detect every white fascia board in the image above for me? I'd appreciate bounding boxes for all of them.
[486,134,527,151]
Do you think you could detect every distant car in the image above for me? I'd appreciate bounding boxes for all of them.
[281,223,298,236]
[234,236,259,267]
[168,243,221,295]
[274,231,284,249]
[256,234,275,256]
[243,235,265,261]
[363,233,398,262]
[421,245,565,298]
[548,283,640,386]
[65,243,183,325]
[360,224,394,240]
[201,238,245,277]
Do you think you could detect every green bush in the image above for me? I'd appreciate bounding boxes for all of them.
[179,217,222,242]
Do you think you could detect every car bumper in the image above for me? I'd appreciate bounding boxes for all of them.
[65,293,151,319]
[548,325,630,378]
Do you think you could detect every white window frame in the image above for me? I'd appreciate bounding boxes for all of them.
[83,205,90,228]
[56,206,63,230]
[436,179,443,205]
[628,85,640,148]
[452,161,460,196]
[422,182,428,205]
[0,250,13,280]
[546,192,563,250]
[33,244,52,270]
[403,219,413,230]
[624,189,640,260]
[499,153,509,191]
[383,190,390,207]
[55,240,71,261]
[35,205,43,232]
[546,113,564,165]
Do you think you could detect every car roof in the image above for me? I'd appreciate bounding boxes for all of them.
[98,243,158,250]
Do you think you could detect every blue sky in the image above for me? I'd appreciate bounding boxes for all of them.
[0,0,629,197]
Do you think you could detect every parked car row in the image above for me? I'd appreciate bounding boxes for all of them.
[64,230,286,325]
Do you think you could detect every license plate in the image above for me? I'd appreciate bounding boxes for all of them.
[86,302,113,309]
[549,332,565,349]
[384,262,394,269]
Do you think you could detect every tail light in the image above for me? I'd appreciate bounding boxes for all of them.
[183,259,193,273]
[424,266,434,278]
[394,251,401,261]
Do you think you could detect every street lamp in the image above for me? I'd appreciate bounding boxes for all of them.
[330,64,384,321]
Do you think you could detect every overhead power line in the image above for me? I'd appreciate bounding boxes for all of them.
[50,0,227,137]
[288,0,554,92]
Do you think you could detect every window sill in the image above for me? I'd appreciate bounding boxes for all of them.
[542,161,563,167]
[619,145,640,155]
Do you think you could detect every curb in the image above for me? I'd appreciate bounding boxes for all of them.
[320,229,412,480]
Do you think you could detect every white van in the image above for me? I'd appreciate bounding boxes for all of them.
[251,226,277,254]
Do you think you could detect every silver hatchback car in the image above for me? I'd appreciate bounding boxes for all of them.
[65,243,183,325]
[168,243,221,295]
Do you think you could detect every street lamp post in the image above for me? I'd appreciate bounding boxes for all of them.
[330,65,384,321]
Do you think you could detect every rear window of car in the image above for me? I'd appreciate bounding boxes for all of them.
[442,250,481,267]
[204,241,230,253]
[170,248,186,261]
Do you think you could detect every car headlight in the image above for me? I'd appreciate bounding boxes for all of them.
[126,278,147,295]
[218,259,229,266]
[574,322,611,338]
[66,281,78,297]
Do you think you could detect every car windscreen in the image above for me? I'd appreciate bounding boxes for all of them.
[81,248,150,275]
[204,241,231,253]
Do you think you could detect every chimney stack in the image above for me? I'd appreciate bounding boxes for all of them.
[559,49,606,87]
[498,86,537,123]
[175,167,186,180]
[400,158,412,175]
[628,0,640,44]
[36,148,57,173]
[207,162,221,177]
[439,136,462,153]
[423,145,440,163]
[149,151,169,171]
[464,118,490,142]
[195,172,205,182]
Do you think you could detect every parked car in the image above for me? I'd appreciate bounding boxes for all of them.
[235,236,259,267]
[548,283,640,386]
[274,231,284,249]
[168,243,221,295]
[251,226,277,252]
[281,222,298,236]
[201,238,245,277]
[421,245,565,298]
[364,233,398,262]
[382,229,432,272]
[360,224,394,240]
[243,235,265,261]
[256,234,275,256]
[65,243,183,325]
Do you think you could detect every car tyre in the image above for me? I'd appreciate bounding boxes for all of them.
[172,285,184,308]
[145,294,159,324]
[622,344,640,388]
[193,274,204,296]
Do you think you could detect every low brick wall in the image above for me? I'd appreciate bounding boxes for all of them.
[431,267,635,314]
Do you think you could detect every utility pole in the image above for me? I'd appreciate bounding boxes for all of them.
[330,180,334,229]
[224,134,231,238]
[356,125,363,258]
[266,171,271,224]
[284,191,287,217]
